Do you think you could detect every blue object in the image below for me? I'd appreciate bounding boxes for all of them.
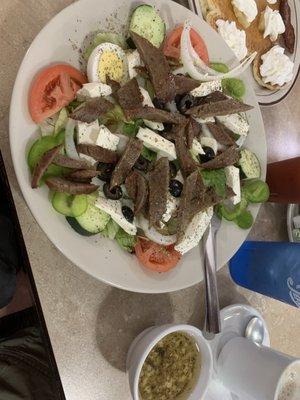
[229,241,300,308]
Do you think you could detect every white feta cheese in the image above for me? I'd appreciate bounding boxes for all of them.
[293,215,300,229]
[76,82,112,101]
[126,50,142,79]
[95,197,137,235]
[190,81,222,97]
[77,120,100,145]
[216,114,249,136]
[137,127,176,161]
[192,139,205,156]
[200,137,218,155]
[175,207,213,254]
[225,166,241,205]
[195,117,215,124]
[139,87,164,131]
[162,194,180,223]
[96,125,120,151]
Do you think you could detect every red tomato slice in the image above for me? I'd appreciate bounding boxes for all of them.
[135,238,181,273]
[163,25,209,64]
[28,64,87,123]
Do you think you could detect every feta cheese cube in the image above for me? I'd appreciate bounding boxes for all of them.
[126,50,142,79]
[79,153,97,165]
[192,139,205,156]
[96,125,120,151]
[216,114,249,136]
[77,120,100,145]
[162,194,180,223]
[195,116,215,124]
[95,197,137,235]
[190,81,222,97]
[175,207,213,254]
[76,82,112,101]
[139,87,164,131]
[225,166,241,205]
[137,127,176,161]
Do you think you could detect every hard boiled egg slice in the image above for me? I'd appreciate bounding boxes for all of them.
[87,42,127,84]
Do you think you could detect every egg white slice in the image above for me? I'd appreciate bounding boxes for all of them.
[87,42,127,84]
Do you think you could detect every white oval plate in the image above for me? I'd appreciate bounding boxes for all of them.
[190,0,300,106]
[9,0,266,293]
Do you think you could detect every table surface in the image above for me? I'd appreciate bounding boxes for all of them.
[1,1,300,399]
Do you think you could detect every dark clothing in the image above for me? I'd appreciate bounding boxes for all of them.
[0,216,19,308]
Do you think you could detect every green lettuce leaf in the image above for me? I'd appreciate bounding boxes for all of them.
[115,228,137,253]
[141,146,157,162]
[101,219,120,240]
[201,169,227,198]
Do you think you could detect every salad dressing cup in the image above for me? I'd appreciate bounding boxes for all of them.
[126,324,213,400]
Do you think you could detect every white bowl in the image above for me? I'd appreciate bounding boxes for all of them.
[126,324,213,400]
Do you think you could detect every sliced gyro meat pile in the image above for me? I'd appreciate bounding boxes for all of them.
[116,77,144,114]
[53,154,96,169]
[206,122,236,147]
[67,169,99,183]
[174,122,198,178]
[280,0,295,54]
[173,74,200,96]
[31,145,63,189]
[185,91,253,118]
[45,177,99,195]
[148,157,170,228]
[110,138,143,188]
[71,97,114,123]
[77,144,118,164]
[125,171,149,215]
[130,31,176,102]
[200,146,240,169]
[186,118,202,148]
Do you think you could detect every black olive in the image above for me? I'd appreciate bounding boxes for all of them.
[163,123,173,132]
[169,161,178,179]
[103,183,123,200]
[153,97,166,110]
[122,206,134,223]
[134,156,150,172]
[126,37,136,49]
[97,162,114,182]
[199,146,216,164]
[169,179,183,198]
[177,94,198,114]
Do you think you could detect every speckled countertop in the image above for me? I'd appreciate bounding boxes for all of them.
[1,1,300,399]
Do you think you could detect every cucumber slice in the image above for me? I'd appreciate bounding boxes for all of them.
[235,209,254,229]
[52,193,88,217]
[242,179,270,203]
[66,217,96,236]
[239,149,261,179]
[75,203,110,234]
[130,5,165,48]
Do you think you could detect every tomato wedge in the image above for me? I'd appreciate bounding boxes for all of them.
[164,25,209,64]
[28,64,87,123]
[135,238,181,273]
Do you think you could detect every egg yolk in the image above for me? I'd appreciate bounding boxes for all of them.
[98,51,124,83]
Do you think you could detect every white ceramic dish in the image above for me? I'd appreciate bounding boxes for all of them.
[287,203,300,242]
[9,0,266,293]
[189,0,300,106]
[126,324,213,400]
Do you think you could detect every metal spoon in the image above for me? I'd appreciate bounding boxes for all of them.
[245,317,264,344]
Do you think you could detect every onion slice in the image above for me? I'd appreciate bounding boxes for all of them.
[65,118,80,160]
[180,20,257,82]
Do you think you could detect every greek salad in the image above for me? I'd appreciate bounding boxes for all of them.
[27,4,269,273]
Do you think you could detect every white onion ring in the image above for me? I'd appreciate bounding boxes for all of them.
[65,118,80,159]
[181,20,257,81]
[138,215,177,245]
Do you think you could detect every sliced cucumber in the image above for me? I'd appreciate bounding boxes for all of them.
[239,149,261,179]
[52,192,88,217]
[130,5,165,48]
[75,203,110,234]
[66,217,96,236]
